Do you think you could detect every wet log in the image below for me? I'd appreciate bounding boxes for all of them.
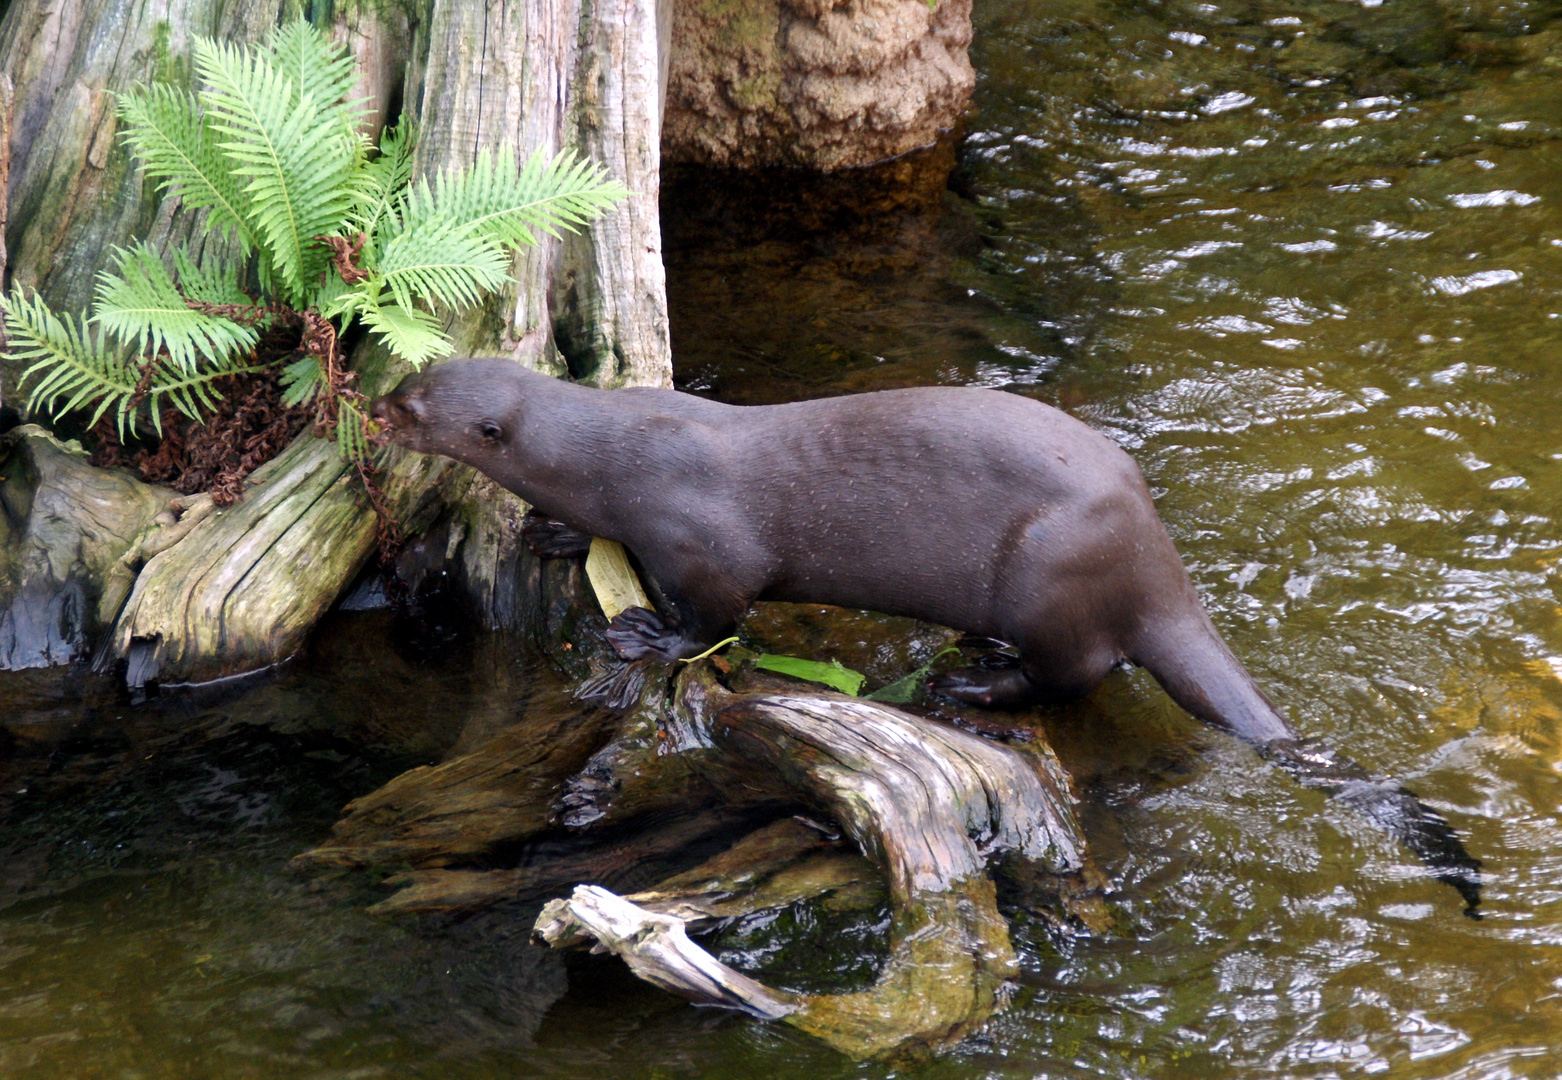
[534,667,1091,1060]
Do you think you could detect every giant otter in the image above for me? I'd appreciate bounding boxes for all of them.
[371,358,1482,912]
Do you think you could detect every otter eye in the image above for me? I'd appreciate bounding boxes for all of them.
[475,419,503,442]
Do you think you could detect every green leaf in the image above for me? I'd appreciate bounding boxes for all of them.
[335,397,369,461]
[4,290,136,431]
[262,19,366,138]
[116,84,258,252]
[193,26,361,300]
[279,354,322,406]
[374,222,511,313]
[357,298,453,367]
[348,116,415,260]
[171,246,251,306]
[393,146,627,256]
[93,242,258,372]
[864,647,961,704]
[752,654,866,697]
[3,288,254,438]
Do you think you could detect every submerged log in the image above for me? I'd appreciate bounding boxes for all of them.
[298,576,1102,1059]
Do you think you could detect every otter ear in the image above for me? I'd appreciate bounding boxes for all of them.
[475,419,504,443]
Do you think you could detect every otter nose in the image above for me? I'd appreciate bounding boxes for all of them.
[370,394,422,427]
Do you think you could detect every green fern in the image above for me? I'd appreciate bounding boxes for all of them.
[171,247,252,307]
[2,289,254,437]
[2,16,623,467]
[396,146,627,253]
[94,243,258,371]
[349,118,415,249]
[193,31,362,300]
[116,84,259,253]
[356,298,454,367]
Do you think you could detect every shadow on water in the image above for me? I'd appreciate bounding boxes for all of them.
[5,0,1562,1076]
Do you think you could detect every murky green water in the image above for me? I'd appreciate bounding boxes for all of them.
[4,1,1562,1076]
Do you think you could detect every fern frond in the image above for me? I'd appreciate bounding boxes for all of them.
[93,243,258,372]
[3,290,138,432]
[374,224,510,314]
[279,354,322,406]
[357,298,453,367]
[336,397,369,462]
[194,33,359,301]
[171,246,251,306]
[263,20,366,137]
[347,116,415,261]
[141,358,254,436]
[396,147,627,253]
[116,84,258,251]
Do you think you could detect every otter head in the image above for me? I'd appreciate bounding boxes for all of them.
[370,358,522,466]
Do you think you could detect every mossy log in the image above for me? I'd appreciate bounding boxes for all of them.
[0,0,673,681]
[107,407,461,686]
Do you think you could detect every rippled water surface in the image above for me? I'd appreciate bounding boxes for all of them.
[5,1,1562,1076]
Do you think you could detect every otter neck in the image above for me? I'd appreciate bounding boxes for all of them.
[472,373,655,538]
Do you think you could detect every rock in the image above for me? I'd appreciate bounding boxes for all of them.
[663,0,975,170]
[0,425,173,669]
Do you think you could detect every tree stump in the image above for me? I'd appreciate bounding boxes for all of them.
[0,0,674,681]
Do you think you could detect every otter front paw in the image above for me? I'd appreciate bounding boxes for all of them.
[605,606,686,662]
[521,513,594,559]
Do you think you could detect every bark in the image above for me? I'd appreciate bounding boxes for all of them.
[0,425,173,667]
[418,0,674,631]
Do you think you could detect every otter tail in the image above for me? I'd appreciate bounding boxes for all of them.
[1131,611,1483,916]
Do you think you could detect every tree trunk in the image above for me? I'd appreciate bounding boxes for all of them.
[0,0,673,679]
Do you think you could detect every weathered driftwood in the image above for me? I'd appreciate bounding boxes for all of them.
[0,425,171,667]
[365,807,777,916]
[535,668,1090,1059]
[615,817,881,927]
[537,886,801,1020]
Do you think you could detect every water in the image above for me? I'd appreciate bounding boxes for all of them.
[5,1,1562,1075]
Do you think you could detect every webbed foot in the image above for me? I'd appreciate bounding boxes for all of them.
[927,665,1038,710]
[605,606,690,662]
[522,513,594,559]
